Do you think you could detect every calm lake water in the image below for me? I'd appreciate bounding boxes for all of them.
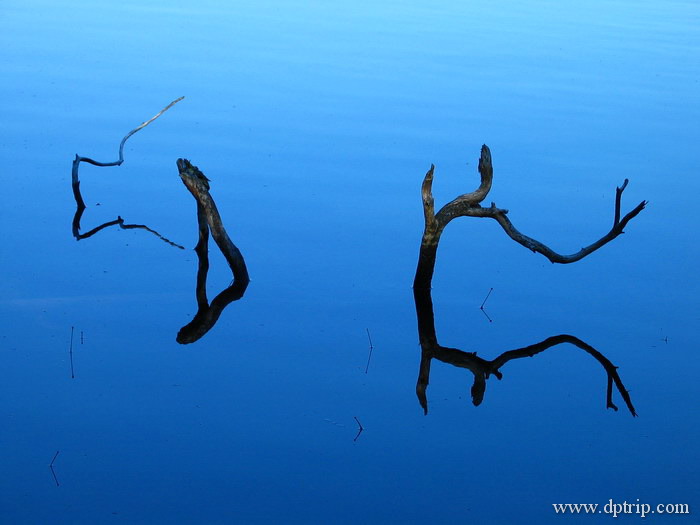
[2,1,699,523]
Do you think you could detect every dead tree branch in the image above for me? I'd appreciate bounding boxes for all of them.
[412,144,641,415]
[414,145,647,287]
[71,97,184,246]
[176,159,250,344]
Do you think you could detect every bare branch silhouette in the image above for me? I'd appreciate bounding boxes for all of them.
[414,285,636,415]
[412,144,642,415]
[414,145,646,288]
[176,159,249,344]
[71,97,185,247]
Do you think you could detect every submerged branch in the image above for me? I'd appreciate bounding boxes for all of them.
[414,145,646,284]
[176,159,250,344]
[71,97,184,246]
[71,96,184,176]
[412,146,642,415]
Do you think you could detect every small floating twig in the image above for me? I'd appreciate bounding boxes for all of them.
[353,416,364,442]
[480,287,493,309]
[364,328,374,374]
[480,287,493,323]
[69,327,75,379]
[49,450,60,487]
[71,97,185,247]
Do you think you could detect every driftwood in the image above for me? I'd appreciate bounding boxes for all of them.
[71,97,184,247]
[414,285,636,415]
[176,159,250,344]
[413,145,644,415]
[414,145,647,288]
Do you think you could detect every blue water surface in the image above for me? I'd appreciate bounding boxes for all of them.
[1,1,698,523]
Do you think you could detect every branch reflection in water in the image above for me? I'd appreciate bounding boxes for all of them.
[70,98,185,248]
[413,285,636,416]
[176,159,250,344]
[412,145,641,416]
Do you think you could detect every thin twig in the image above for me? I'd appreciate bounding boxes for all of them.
[614,179,629,226]
[479,287,494,323]
[71,97,185,246]
[480,287,493,309]
[116,97,184,164]
[73,96,184,170]
[49,450,60,487]
[364,328,374,374]
[353,416,364,442]
[69,327,75,379]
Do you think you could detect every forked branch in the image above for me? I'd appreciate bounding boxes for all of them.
[71,97,185,245]
[415,145,647,287]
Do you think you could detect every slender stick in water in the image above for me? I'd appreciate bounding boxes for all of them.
[480,288,493,323]
[353,417,364,442]
[480,287,493,309]
[364,328,374,374]
[69,327,75,379]
[49,450,60,487]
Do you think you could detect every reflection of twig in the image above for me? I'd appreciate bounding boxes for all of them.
[364,328,374,374]
[353,416,364,442]
[71,97,184,246]
[69,327,75,379]
[73,212,184,248]
[49,450,60,487]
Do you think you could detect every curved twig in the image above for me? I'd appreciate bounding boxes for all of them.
[72,96,184,175]
[71,97,185,246]
[176,159,250,344]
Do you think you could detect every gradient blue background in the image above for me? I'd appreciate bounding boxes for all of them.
[1,1,698,523]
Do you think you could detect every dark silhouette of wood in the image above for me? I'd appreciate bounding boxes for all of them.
[414,145,646,289]
[176,159,250,344]
[71,97,184,248]
[413,285,636,415]
[412,145,643,415]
